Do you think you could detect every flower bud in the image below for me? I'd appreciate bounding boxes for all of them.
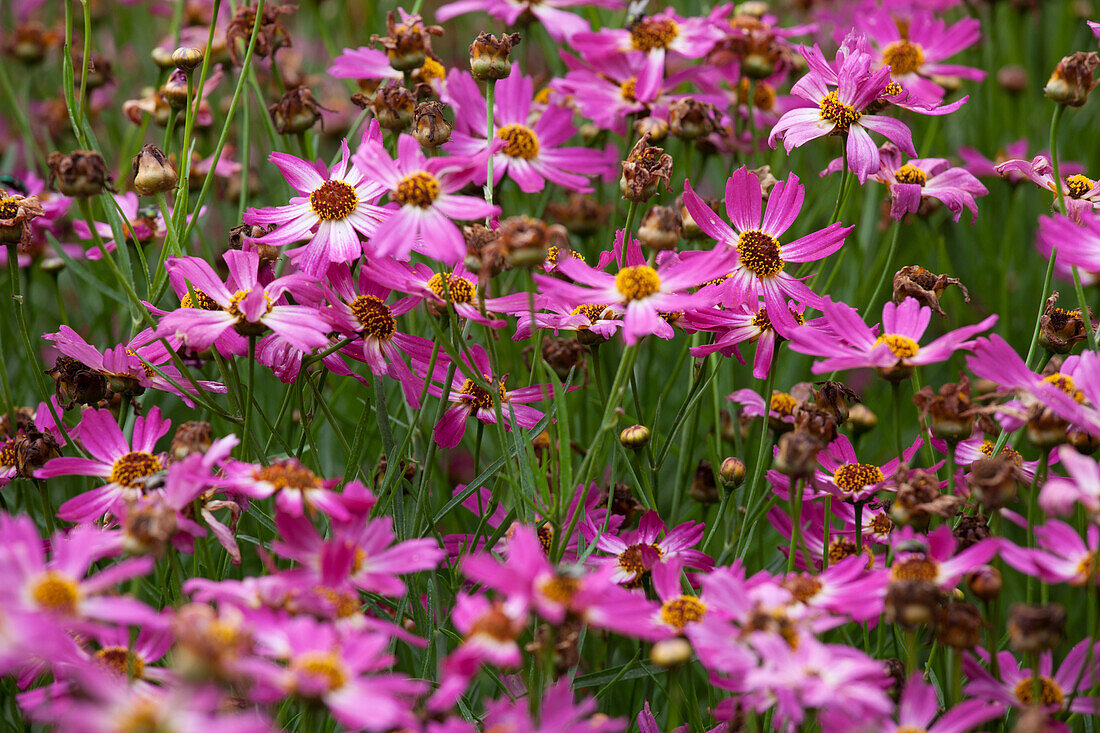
[469,32,521,81]
[667,98,720,140]
[966,565,1002,602]
[131,144,179,196]
[620,135,673,203]
[47,150,114,197]
[632,116,669,143]
[151,46,176,69]
[848,404,878,434]
[620,424,651,450]
[650,637,693,668]
[637,205,681,251]
[172,46,204,72]
[162,69,190,109]
[1044,51,1099,107]
[690,460,719,504]
[412,100,452,149]
[1008,604,1066,653]
[719,457,746,489]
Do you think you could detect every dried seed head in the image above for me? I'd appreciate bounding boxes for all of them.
[637,205,682,251]
[495,215,568,269]
[890,464,962,530]
[966,454,1020,511]
[953,513,992,551]
[677,193,719,239]
[469,32,521,80]
[773,430,820,479]
[5,22,59,66]
[1008,603,1066,653]
[936,601,983,650]
[541,338,584,381]
[226,3,294,65]
[1039,291,1094,354]
[966,565,1002,602]
[269,86,323,135]
[913,374,975,443]
[46,355,108,409]
[546,192,611,235]
[620,135,673,203]
[893,265,969,317]
[170,421,214,462]
[667,98,721,140]
[47,150,114,198]
[12,428,60,478]
[885,579,943,629]
[412,100,452,148]
[368,81,416,132]
[131,144,179,196]
[372,10,442,72]
[1044,51,1100,107]
[690,459,719,504]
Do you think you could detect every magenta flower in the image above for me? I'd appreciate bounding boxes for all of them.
[683,167,850,332]
[964,638,1100,715]
[537,232,733,345]
[1038,210,1100,284]
[871,674,1002,733]
[888,525,997,590]
[158,249,330,353]
[36,406,170,523]
[443,65,615,193]
[244,135,389,276]
[327,46,401,82]
[417,344,551,449]
[587,510,713,586]
[364,258,507,328]
[769,40,917,182]
[352,132,498,263]
[1042,444,1100,517]
[996,155,1100,219]
[220,457,350,521]
[553,53,662,135]
[480,679,624,733]
[504,292,623,343]
[435,0,622,41]
[789,296,996,376]
[814,433,924,503]
[999,520,1099,587]
[685,298,809,377]
[73,192,174,260]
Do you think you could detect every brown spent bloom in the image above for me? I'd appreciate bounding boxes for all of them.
[967,454,1021,511]
[913,374,976,443]
[608,482,645,522]
[0,191,44,246]
[885,579,944,629]
[226,3,294,65]
[541,337,585,381]
[812,380,861,425]
[228,224,279,264]
[1008,604,1066,653]
[936,601,983,650]
[1044,51,1100,107]
[953,513,992,552]
[893,265,970,317]
[690,460,720,504]
[773,430,821,479]
[677,192,719,239]
[269,86,323,135]
[48,150,115,198]
[469,32,521,81]
[966,565,1002,602]
[889,463,963,530]
[546,192,611,235]
[369,81,416,132]
[170,421,214,462]
[1026,403,1071,449]
[46,355,108,409]
[6,22,60,65]
[667,98,721,140]
[372,10,443,72]
[493,215,568,269]
[122,500,179,558]
[72,51,113,90]
[12,428,60,478]
[462,223,505,278]
[1039,291,1094,354]
[637,205,682,251]
[620,134,674,203]
[131,145,179,196]
[412,100,452,149]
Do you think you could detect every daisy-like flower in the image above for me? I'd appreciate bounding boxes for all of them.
[479,679,624,733]
[73,192,174,260]
[999,520,1099,587]
[1042,444,1100,517]
[1038,210,1100,285]
[35,406,170,523]
[769,40,917,183]
[789,296,997,379]
[351,132,498,263]
[157,249,330,354]
[536,231,734,345]
[685,298,808,377]
[956,139,1085,182]
[417,344,553,449]
[964,638,1100,715]
[814,433,923,503]
[587,510,714,587]
[887,525,997,590]
[683,167,850,332]
[364,258,507,328]
[220,457,350,521]
[435,0,622,41]
[443,65,616,193]
[505,293,622,344]
[996,155,1100,219]
[727,382,812,431]
[0,512,157,631]
[834,143,987,222]
[766,499,883,573]
[862,674,1002,733]
[552,53,661,135]
[856,7,985,105]
[244,134,389,276]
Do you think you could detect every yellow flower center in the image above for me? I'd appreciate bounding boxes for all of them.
[884,81,904,96]
[620,77,638,102]
[497,124,540,160]
[615,265,661,301]
[419,56,445,80]
[0,196,20,219]
[617,542,663,576]
[737,229,785,278]
[1075,551,1099,584]
[180,288,221,310]
[1014,675,1065,708]
[979,440,1023,465]
[468,603,517,642]
[571,303,609,326]
[895,163,927,186]
[95,646,145,678]
[781,576,823,603]
[226,288,274,320]
[875,333,920,359]
[308,179,358,221]
[881,39,925,75]
[660,595,707,629]
[349,295,396,340]
[393,171,441,208]
[30,570,80,614]
[889,554,939,582]
[738,78,777,111]
[539,574,580,605]
[427,272,476,304]
[630,17,680,52]
[869,513,894,536]
[0,441,16,467]
[833,462,885,493]
[115,701,165,733]
[291,651,348,694]
[253,459,322,490]
[458,375,508,412]
[769,392,798,415]
[1042,372,1086,403]
[1064,174,1094,199]
[110,451,164,489]
[819,91,861,132]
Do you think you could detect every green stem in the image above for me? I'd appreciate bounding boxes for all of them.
[863,219,901,315]
[891,380,904,459]
[787,478,802,573]
[244,335,256,460]
[78,0,92,125]
[484,80,496,225]
[622,200,639,240]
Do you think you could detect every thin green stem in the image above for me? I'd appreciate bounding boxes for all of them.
[863,219,902,315]
[484,80,496,225]
[244,335,257,460]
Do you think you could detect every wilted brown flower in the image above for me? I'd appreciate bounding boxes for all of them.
[46,355,108,409]
[885,579,943,629]
[812,381,860,425]
[269,86,323,135]
[228,223,279,264]
[494,216,567,269]
[773,430,820,479]
[469,32,521,80]
[131,145,179,196]
[72,51,113,90]
[936,601,983,650]
[893,265,970,317]
[1008,604,1066,653]
[462,223,504,277]
[170,421,214,462]
[966,565,1002,602]
[47,150,114,197]
[369,81,416,132]
[667,98,721,140]
[123,87,172,127]
[11,428,60,478]
[677,192,719,239]
[637,205,682,250]
[0,191,44,246]
[226,3,294,65]
[967,453,1021,511]
[546,192,611,235]
[372,10,443,72]
[122,499,179,558]
[1044,51,1099,106]
[953,513,992,551]
[608,482,644,522]
[620,135,673,203]
[1039,291,1093,354]
[890,464,963,529]
[690,460,719,504]
[5,22,59,65]
[791,403,838,445]
[412,100,452,148]
[913,374,975,443]
[541,337,584,381]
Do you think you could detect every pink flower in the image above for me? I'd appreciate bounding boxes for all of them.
[587,510,714,586]
[435,0,623,41]
[1042,444,1100,517]
[851,143,987,222]
[964,638,1100,715]
[480,678,624,733]
[220,457,350,521]
[364,258,508,328]
[999,520,1100,587]
[789,296,996,375]
[1038,210,1100,283]
[244,134,389,276]
[684,298,809,377]
[869,674,1002,733]
[888,525,997,590]
[814,433,924,503]
[327,46,401,82]
[36,406,171,523]
[683,167,850,332]
[996,155,1100,220]
[158,249,330,353]
[443,65,616,193]
[73,192,173,260]
[352,132,498,263]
